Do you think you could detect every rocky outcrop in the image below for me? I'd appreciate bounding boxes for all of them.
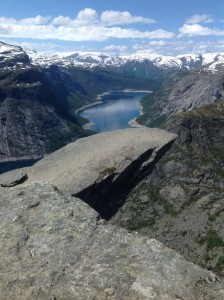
[138,70,224,127]
[1,181,224,300]
[1,171,28,187]
[0,41,30,68]
[112,101,224,274]
[163,71,224,116]
[0,128,176,219]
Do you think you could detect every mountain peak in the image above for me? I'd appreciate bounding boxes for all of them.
[0,41,30,69]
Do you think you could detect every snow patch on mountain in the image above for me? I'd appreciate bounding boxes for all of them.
[1,41,223,73]
[27,50,224,73]
[0,41,30,70]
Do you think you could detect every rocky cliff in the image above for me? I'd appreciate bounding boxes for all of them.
[0,42,96,173]
[138,70,224,127]
[0,128,177,219]
[112,101,224,275]
[1,128,224,299]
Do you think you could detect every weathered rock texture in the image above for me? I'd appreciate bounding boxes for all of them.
[0,128,176,218]
[1,181,224,300]
[138,70,224,127]
[164,72,224,116]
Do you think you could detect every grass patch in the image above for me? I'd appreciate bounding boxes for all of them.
[127,217,156,231]
[199,230,224,251]
[216,256,224,271]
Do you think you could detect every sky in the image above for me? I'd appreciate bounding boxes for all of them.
[0,0,224,56]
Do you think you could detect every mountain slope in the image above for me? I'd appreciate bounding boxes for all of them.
[111,100,224,275]
[138,69,224,127]
[0,43,95,173]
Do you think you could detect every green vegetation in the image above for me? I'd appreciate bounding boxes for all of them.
[216,256,224,271]
[127,217,156,230]
[199,230,224,251]
[147,187,177,216]
[124,184,178,231]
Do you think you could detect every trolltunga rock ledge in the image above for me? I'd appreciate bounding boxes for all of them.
[0,128,177,218]
[0,181,224,300]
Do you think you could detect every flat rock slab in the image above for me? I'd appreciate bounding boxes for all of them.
[0,181,224,300]
[0,128,176,197]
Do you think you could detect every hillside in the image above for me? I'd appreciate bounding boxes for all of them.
[111,100,224,275]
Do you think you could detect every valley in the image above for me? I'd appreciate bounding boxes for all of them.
[1,40,224,299]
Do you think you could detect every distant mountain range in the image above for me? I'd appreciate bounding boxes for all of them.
[28,48,224,73]
[1,40,224,74]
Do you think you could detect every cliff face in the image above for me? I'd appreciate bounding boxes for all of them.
[0,65,92,172]
[0,41,98,173]
[112,101,224,274]
[1,128,224,299]
[138,70,224,127]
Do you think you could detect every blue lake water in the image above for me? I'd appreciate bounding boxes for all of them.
[78,91,148,133]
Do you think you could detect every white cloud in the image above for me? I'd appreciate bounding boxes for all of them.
[148,40,168,46]
[52,8,98,26]
[178,24,224,37]
[101,10,156,25]
[76,8,98,23]
[132,39,224,56]
[0,11,174,42]
[0,15,51,25]
[186,14,214,24]
[103,45,128,52]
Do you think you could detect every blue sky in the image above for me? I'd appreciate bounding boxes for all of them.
[0,0,224,55]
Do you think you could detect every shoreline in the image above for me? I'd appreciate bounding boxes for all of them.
[76,89,148,131]
[75,100,103,115]
[128,118,144,128]
[75,89,151,115]
[75,92,112,115]
[116,89,152,94]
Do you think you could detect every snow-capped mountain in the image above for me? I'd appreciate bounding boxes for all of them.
[1,41,224,74]
[0,41,30,70]
[27,49,224,73]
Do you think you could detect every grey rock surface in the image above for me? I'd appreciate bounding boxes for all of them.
[1,171,28,187]
[164,72,224,116]
[26,128,176,192]
[1,181,224,300]
[0,128,176,218]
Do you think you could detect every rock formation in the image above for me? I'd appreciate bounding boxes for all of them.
[1,128,224,299]
[0,128,176,219]
[1,181,224,300]
[112,102,224,274]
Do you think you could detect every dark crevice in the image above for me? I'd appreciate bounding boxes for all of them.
[73,139,175,220]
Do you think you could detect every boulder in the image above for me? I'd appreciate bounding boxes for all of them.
[1,171,28,187]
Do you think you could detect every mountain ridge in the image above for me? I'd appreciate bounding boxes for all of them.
[27,48,224,73]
